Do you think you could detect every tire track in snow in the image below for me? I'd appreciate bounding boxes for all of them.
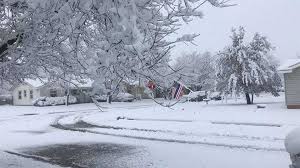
[117,116,194,122]
[51,116,285,152]
[117,116,283,127]
[114,116,285,141]
[211,121,282,127]
[78,120,285,142]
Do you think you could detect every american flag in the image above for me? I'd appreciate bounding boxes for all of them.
[172,81,184,100]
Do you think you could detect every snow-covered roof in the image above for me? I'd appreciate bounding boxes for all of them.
[278,59,300,73]
[24,79,47,88]
[23,78,93,88]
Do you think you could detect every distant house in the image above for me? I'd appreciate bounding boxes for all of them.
[124,80,166,99]
[124,81,151,99]
[11,79,93,106]
[279,59,300,109]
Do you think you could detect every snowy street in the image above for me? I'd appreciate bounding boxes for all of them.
[0,93,297,168]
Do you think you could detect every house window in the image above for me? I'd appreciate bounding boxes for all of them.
[50,89,57,97]
[24,90,27,98]
[30,90,33,99]
[18,91,22,99]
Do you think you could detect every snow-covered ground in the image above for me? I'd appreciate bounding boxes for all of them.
[0,93,298,168]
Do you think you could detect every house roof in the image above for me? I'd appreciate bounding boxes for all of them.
[24,79,47,88]
[23,78,93,88]
[278,59,300,73]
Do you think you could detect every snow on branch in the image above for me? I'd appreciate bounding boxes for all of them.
[176,34,200,42]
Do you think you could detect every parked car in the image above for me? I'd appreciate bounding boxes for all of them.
[93,94,107,102]
[94,92,135,102]
[0,94,12,105]
[276,86,285,92]
[113,92,135,102]
[209,91,222,101]
[183,91,207,102]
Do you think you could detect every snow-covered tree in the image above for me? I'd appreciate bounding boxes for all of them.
[0,0,230,93]
[216,27,282,104]
[174,52,215,91]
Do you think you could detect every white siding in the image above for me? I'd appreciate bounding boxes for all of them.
[13,85,40,105]
[285,67,300,105]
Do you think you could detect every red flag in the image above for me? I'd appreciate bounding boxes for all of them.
[147,81,156,90]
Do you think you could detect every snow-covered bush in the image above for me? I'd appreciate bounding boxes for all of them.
[33,96,77,106]
[285,128,300,168]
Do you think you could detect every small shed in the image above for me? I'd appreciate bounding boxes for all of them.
[279,59,300,109]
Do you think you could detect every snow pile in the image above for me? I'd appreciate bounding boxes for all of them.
[33,96,77,106]
[285,127,300,155]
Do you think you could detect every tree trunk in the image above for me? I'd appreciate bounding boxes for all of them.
[245,93,252,104]
[65,85,70,106]
[107,92,112,104]
[251,93,254,104]
[66,94,69,106]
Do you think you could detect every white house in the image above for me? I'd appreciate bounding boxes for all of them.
[12,79,93,106]
[279,59,300,109]
[12,79,43,105]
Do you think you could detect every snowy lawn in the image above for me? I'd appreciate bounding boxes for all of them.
[58,93,300,151]
[0,93,298,168]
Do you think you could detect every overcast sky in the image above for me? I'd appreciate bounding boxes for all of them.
[172,0,300,63]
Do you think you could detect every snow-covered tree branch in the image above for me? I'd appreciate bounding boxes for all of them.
[0,0,230,93]
[173,51,216,91]
[216,27,282,104]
